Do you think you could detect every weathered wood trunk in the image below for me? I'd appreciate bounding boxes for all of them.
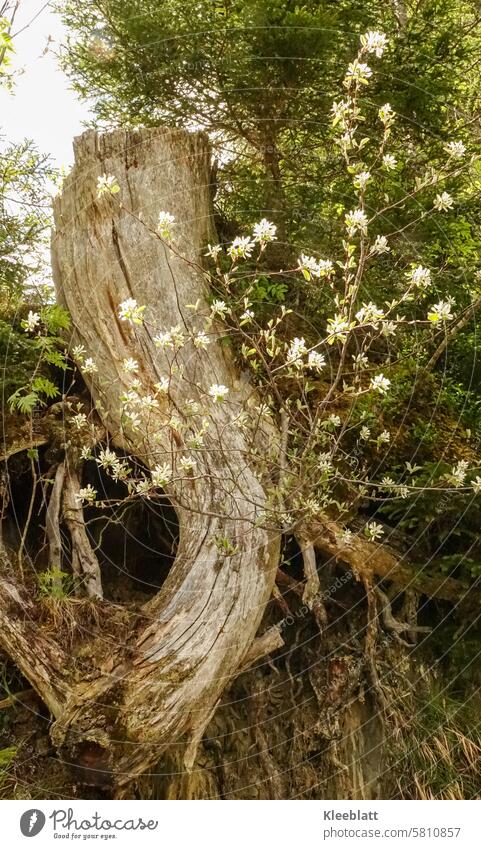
[47,127,280,792]
[0,126,411,799]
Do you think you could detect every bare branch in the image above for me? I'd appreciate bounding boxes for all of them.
[45,462,66,590]
[63,467,103,599]
[238,624,285,674]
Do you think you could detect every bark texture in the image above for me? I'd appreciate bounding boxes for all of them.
[49,127,280,791]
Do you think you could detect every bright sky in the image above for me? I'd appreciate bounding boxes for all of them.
[0,0,91,167]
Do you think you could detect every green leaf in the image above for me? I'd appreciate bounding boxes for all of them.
[44,349,68,370]
[41,304,71,333]
[8,391,39,414]
[31,376,59,400]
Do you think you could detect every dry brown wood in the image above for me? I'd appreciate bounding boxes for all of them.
[297,536,320,608]
[0,434,47,463]
[48,127,280,790]
[375,587,431,643]
[45,462,66,592]
[0,558,71,717]
[62,466,103,599]
[237,624,285,674]
[0,689,35,709]
[308,519,475,604]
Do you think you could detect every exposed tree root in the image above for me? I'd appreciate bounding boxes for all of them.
[308,519,477,605]
[375,587,431,645]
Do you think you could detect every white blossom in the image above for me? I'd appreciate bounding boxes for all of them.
[151,463,172,488]
[139,395,159,411]
[361,30,388,58]
[407,265,431,289]
[299,254,333,281]
[179,456,196,473]
[169,325,185,349]
[378,103,395,125]
[97,448,118,469]
[354,171,371,190]
[339,130,355,151]
[355,301,384,325]
[23,311,40,332]
[155,377,170,394]
[253,219,277,243]
[211,299,229,317]
[97,174,120,197]
[240,309,255,322]
[365,521,384,541]
[445,141,466,159]
[134,478,151,496]
[75,484,97,504]
[370,373,391,394]
[433,191,454,212]
[382,154,397,171]
[205,243,222,259]
[471,476,481,494]
[345,208,368,236]
[122,358,139,372]
[448,460,469,488]
[170,415,182,432]
[339,528,354,546]
[380,321,397,337]
[326,314,350,344]
[209,383,229,402]
[72,413,87,429]
[378,430,391,443]
[154,326,184,349]
[353,353,369,369]
[318,259,335,277]
[154,331,173,350]
[318,452,333,473]
[118,298,145,324]
[345,60,372,85]
[83,357,98,375]
[158,210,175,240]
[307,350,326,372]
[360,425,371,440]
[428,300,454,323]
[331,99,351,127]
[372,235,390,254]
[298,254,320,280]
[194,330,211,349]
[72,344,86,361]
[80,446,92,461]
[287,337,307,368]
[188,431,205,450]
[228,236,255,260]
[125,410,141,429]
